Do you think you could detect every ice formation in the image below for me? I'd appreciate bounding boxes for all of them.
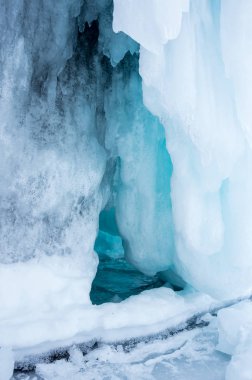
[114,0,252,299]
[1,2,252,378]
[0,0,174,332]
[35,325,228,380]
[217,301,252,380]
[0,348,14,380]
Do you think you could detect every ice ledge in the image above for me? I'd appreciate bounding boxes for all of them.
[113,0,189,54]
[7,286,251,367]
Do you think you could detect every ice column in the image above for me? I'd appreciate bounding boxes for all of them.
[113,0,252,299]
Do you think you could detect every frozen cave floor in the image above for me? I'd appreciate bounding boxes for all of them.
[6,228,252,379]
[12,314,230,380]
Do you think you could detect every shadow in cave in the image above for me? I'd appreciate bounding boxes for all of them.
[90,208,165,305]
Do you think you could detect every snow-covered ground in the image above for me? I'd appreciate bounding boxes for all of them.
[5,298,252,380]
[12,315,229,380]
[8,288,215,357]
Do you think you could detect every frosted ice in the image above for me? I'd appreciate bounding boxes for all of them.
[113,0,252,300]
[1,0,252,368]
[0,0,171,352]
[217,301,252,380]
[3,287,215,349]
[113,0,189,54]
[0,0,173,328]
[35,321,229,380]
[0,348,14,380]
[0,0,108,319]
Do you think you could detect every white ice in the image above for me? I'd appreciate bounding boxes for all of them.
[34,319,229,380]
[1,0,252,370]
[113,0,252,300]
[217,300,252,380]
[0,348,14,380]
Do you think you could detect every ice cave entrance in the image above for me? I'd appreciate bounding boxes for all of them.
[90,208,165,304]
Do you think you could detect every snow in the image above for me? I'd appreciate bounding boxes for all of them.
[16,301,252,379]
[31,319,229,380]
[9,287,215,354]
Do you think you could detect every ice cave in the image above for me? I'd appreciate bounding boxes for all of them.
[1,0,252,379]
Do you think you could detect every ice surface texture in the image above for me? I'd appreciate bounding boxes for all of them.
[18,318,229,380]
[0,348,14,380]
[1,0,252,356]
[0,0,173,324]
[114,0,252,299]
[217,300,252,380]
[0,0,105,314]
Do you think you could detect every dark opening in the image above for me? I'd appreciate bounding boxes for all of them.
[90,208,165,305]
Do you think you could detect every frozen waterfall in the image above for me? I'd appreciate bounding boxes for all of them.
[114,0,252,300]
[1,0,252,378]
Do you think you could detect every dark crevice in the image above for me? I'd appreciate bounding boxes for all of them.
[90,208,165,305]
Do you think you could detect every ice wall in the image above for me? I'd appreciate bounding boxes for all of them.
[2,0,252,348]
[0,0,174,325]
[0,0,110,317]
[114,0,252,299]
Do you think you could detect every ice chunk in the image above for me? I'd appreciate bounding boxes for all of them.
[36,359,80,380]
[0,348,14,380]
[113,0,189,54]
[36,346,86,380]
[217,301,252,380]
[226,345,252,380]
[217,301,252,355]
